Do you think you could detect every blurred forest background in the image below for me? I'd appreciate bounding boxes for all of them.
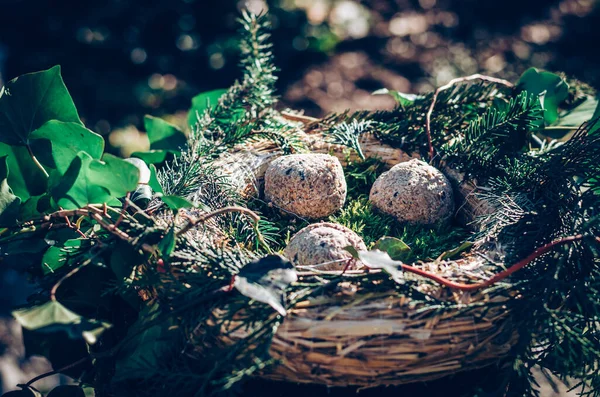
[0,0,598,394]
[0,0,599,157]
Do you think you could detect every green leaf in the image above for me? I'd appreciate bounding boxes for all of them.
[50,152,139,210]
[344,247,404,283]
[553,97,598,129]
[144,115,187,152]
[234,255,297,316]
[187,88,227,127]
[18,194,54,221]
[0,238,49,271]
[0,65,82,146]
[157,227,176,258]
[0,156,21,226]
[47,386,85,397]
[159,194,195,211]
[130,150,171,164]
[372,88,420,107]
[114,303,177,381]
[517,68,569,125]
[148,164,163,194]
[41,239,85,275]
[437,241,474,261]
[13,301,111,344]
[0,143,47,200]
[29,121,104,174]
[372,236,412,261]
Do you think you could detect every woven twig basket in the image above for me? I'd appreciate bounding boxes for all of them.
[192,116,517,388]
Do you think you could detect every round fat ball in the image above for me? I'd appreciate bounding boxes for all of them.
[369,159,454,225]
[284,222,366,271]
[264,154,346,219]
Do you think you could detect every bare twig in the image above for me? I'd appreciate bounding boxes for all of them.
[280,111,319,124]
[425,74,514,161]
[177,206,260,236]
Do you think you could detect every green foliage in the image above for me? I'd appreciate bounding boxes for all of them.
[327,119,374,160]
[187,88,228,128]
[517,67,569,125]
[158,194,196,212]
[0,65,81,146]
[13,300,111,344]
[50,152,139,209]
[372,236,412,261]
[442,91,543,176]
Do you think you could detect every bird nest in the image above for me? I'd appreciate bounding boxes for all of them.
[185,116,519,388]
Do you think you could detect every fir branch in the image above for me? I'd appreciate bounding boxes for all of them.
[326,119,375,160]
[442,91,543,176]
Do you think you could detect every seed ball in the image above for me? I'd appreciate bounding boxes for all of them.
[369,159,454,225]
[264,154,347,219]
[284,222,366,271]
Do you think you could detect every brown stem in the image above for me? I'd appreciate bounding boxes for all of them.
[50,264,85,301]
[425,74,514,161]
[25,357,90,386]
[177,206,260,236]
[401,234,598,291]
[26,144,49,178]
[280,111,320,124]
[114,193,130,228]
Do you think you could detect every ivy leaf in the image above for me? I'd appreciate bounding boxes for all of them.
[159,194,195,211]
[41,239,86,275]
[0,143,47,200]
[18,194,54,221]
[144,115,187,152]
[50,152,139,210]
[344,247,404,283]
[372,88,421,108]
[12,300,111,344]
[0,65,82,146]
[0,156,21,226]
[131,150,171,165]
[114,303,177,381]
[187,88,227,127]
[0,237,49,271]
[29,120,104,174]
[234,255,297,316]
[372,236,411,262]
[47,386,85,397]
[517,68,569,125]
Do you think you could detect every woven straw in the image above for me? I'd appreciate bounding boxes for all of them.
[190,117,517,388]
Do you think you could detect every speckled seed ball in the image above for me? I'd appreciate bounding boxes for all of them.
[264,154,347,219]
[284,223,366,271]
[369,159,454,225]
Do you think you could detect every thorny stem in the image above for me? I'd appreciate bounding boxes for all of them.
[425,74,514,161]
[401,234,599,291]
